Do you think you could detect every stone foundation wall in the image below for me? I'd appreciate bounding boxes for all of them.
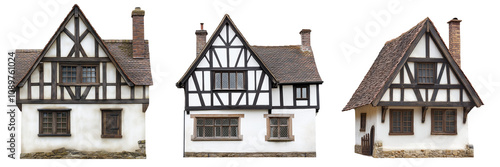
[354,145,362,154]
[372,142,473,158]
[21,148,146,159]
[185,152,316,157]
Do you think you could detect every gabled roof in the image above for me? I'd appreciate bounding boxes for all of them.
[252,46,322,84]
[14,4,152,87]
[343,18,482,111]
[176,14,322,88]
[104,40,152,85]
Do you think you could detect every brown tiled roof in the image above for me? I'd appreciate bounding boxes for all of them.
[14,41,152,86]
[104,40,153,85]
[252,45,322,84]
[342,18,428,111]
[14,49,42,86]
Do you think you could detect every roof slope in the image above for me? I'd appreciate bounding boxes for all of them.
[14,5,152,87]
[177,14,322,87]
[14,49,41,86]
[343,18,483,111]
[104,40,153,85]
[342,18,428,111]
[252,45,322,84]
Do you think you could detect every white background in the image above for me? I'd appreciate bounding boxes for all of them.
[1,0,499,166]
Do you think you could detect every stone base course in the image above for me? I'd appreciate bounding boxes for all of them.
[354,142,473,158]
[185,152,316,157]
[21,148,146,159]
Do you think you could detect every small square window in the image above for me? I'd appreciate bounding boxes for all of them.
[264,114,294,141]
[416,63,435,84]
[295,85,309,100]
[431,109,457,135]
[38,109,71,136]
[389,109,413,135]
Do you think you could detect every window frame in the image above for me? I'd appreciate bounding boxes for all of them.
[59,63,99,86]
[431,109,457,135]
[294,85,309,100]
[190,114,244,141]
[212,71,246,91]
[415,62,436,84]
[101,108,123,138]
[389,109,414,135]
[38,109,71,137]
[264,114,295,141]
[360,113,366,132]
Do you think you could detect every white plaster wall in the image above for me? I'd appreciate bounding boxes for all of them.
[409,36,425,58]
[354,105,378,145]
[185,109,316,152]
[309,85,317,106]
[373,106,469,150]
[282,85,293,106]
[271,87,280,106]
[21,103,145,153]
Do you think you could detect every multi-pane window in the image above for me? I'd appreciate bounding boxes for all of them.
[390,109,413,135]
[213,71,245,90]
[416,63,435,84]
[360,113,366,132]
[38,109,70,136]
[191,114,244,141]
[101,109,122,138]
[265,114,294,141]
[295,85,308,100]
[432,109,457,135]
[82,66,97,83]
[62,66,77,83]
[60,64,98,84]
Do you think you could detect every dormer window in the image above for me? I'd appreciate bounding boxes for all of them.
[213,71,245,90]
[60,64,99,85]
[415,63,436,84]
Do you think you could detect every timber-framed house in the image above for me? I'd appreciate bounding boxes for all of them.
[14,5,152,154]
[343,18,482,158]
[177,15,322,157]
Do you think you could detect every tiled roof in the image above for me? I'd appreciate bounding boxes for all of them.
[252,45,322,84]
[104,40,153,85]
[14,41,152,86]
[14,49,42,86]
[342,18,428,111]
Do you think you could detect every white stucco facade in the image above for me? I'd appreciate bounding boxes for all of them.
[185,109,316,153]
[21,104,145,153]
[355,105,469,150]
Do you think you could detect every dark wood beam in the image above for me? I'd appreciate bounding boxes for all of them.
[381,106,388,123]
[422,106,428,123]
[377,101,475,107]
[41,57,110,62]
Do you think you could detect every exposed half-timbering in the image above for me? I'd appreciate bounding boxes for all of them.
[15,5,152,155]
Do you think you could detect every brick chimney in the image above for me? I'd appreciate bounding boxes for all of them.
[448,18,461,66]
[300,29,312,52]
[132,7,145,59]
[195,23,208,56]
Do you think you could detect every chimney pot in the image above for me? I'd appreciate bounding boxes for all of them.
[448,18,462,66]
[300,29,312,52]
[132,7,146,58]
[196,23,208,56]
